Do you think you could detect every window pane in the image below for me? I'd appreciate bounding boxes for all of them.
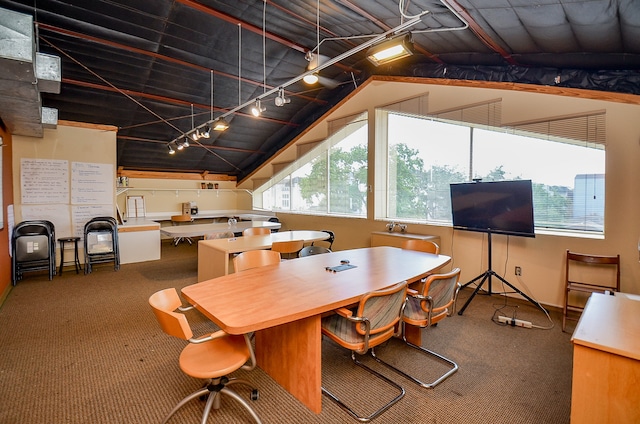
[387,114,469,222]
[327,125,368,216]
[293,160,326,213]
[382,111,605,234]
[473,129,605,232]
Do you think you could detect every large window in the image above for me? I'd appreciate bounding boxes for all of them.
[259,112,368,217]
[377,108,606,234]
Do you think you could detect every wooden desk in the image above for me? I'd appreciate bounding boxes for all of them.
[159,220,280,239]
[182,246,451,414]
[570,293,640,423]
[197,230,329,281]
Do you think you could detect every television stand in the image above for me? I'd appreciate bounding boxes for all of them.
[457,232,546,316]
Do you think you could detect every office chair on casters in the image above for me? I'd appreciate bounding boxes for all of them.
[83,217,119,274]
[298,245,332,257]
[170,214,194,246]
[312,229,335,250]
[11,220,56,285]
[321,281,408,422]
[373,268,461,389]
[563,250,620,332]
[149,288,261,424]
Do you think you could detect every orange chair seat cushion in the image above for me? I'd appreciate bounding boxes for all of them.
[179,334,250,380]
[402,297,447,327]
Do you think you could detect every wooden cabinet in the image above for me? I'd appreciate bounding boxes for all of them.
[370,231,440,249]
[570,293,640,423]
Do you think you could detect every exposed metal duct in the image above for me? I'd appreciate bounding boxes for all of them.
[0,7,59,137]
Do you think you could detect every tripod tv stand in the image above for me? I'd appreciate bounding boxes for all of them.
[457,231,546,316]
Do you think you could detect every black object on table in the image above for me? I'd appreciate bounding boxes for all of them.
[58,237,82,274]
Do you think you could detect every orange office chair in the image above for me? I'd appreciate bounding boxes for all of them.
[149,288,261,424]
[401,239,440,254]
[401,239,441,288]
[242,227,271,236]
[563,250,620,331]
[321,281,408,422]
[233,250,281,273]
[271,239,304,260]
[373,268,461,389]
[170,214,194,246]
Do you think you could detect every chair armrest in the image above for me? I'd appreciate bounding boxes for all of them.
[334,307,354,318]
[407,288,419,296]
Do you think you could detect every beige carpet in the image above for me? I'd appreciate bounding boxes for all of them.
[0,241,572,423]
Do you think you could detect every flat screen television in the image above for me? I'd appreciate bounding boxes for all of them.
[450,180,535,238]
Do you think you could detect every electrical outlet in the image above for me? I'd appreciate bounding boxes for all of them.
[515,266,522,276]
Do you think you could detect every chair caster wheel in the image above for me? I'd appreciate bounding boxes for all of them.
[250,389,259,401]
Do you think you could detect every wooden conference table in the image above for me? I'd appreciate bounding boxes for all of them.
[182,246,451,414]
[197,230,329,280]
[159,220,280,239]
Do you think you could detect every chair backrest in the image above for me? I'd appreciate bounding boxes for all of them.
[233,249,281,272]
[356,281,408,338]
[420,267,461,319]
[13,221,55,262]
[205,231,235,240]
[298,245,332,257]
[312,229,335,249]
[149,288,193,340]
[271,239,304,255]
[566,250,620,291]
[402,239,440,254]
[243,227,271,236]
[171,214,193,224]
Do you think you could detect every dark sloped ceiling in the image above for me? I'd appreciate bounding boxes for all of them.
[1,0,638,181]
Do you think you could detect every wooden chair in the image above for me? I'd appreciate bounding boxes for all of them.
[563,250,620,332]
[271,239,304,260]
[242,227,271,236]
[170,214,194,246]
[298,245,332,257]
[373,268,461,389]
[321,281,408,422]
[233,250,281,273]
[401,239,440,254]
[148,288,261,424]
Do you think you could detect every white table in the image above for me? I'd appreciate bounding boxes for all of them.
[197,230,329,281]
[159,220,280,239]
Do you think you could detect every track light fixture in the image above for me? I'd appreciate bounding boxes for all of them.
[167,144,175,154]
[303,73,319,84]
[200,125,211,138]
[212,117,229,131]
[366,33,414,66]
[190,131,199,141]
[251,99,265,117]
[274,88,290,107]
[183,137,190,148]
